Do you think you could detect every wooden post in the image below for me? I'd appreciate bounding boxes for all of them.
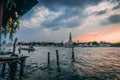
[72,46,75,62]
[18,47,21,54]
[8,62,17,80]
[56,50,59,66]
[13,38,18,54]
[28,46,31,53]
[56,50,60,72]
[48,52,50,66]
[1,64,6,78]
[8,54,18,80]
[0,0,4,51]
[19,58,26,79]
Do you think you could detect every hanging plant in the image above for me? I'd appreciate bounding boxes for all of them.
[2,11,20,41]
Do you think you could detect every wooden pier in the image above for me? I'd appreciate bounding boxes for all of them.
[0,56,28,64]
[0,55,28,80]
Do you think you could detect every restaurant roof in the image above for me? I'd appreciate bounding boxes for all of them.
[2,0,38,27]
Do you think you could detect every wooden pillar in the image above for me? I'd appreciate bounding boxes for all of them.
[8,54,18,80]
[8,62,17,80]
[0,0,4,51]
[1,64,6,78]
[56,50,60,72]
[48,52,50,66]
[18,47,21,54]
[13,38,18,54]
[19,58,26,79]
[56,50,59,66]
[28,46,31,53]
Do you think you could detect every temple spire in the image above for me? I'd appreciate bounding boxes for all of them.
[68,32,72,43]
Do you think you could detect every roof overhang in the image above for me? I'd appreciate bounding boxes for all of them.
[2,0,39,27]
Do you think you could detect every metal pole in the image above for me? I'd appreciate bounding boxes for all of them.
[0,0,4,52]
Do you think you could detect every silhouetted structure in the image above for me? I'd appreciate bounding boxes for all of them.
[65,32,73,47]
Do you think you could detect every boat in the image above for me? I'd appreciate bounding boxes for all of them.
[21,47,35,51]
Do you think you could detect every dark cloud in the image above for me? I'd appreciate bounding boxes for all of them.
[95,9,107,15]
[110,0,120,3]
[109,0,120,10]
[41,7,85,30]
[38,0,104,30]
[36,0,104,30]
[101,14,120,25]
[112,3,120,10]
[39,0,103,11]
[108,14,120,24]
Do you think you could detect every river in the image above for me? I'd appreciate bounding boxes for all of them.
[0,47,120,80]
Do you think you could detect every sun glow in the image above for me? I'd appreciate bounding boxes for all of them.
[74,31,120,43]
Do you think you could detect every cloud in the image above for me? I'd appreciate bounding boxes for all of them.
[39,0,103,9]
[111,0,120,10]
[101,14,120,25]
[32,0,104,30]
[112,4,120,10]
[108,14,120,24]
[41,7,85,30]
[21,4,87,30]
[83,0,120,26]
[16,0,120,42]
[21,6,59,29]
[21,0,111,31]
[95,9,107,15]
[21,0,120,30]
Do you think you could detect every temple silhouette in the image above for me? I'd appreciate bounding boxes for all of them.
[65,32,73,47]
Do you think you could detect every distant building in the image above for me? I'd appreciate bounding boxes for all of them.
[99,41,111,47]
[21,41,26,45]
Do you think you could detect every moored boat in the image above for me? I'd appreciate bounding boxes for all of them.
[21,47,35,51]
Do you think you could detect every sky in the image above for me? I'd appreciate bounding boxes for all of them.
[6,0,120,43]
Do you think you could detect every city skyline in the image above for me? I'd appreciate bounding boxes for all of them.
[3,0,120,43]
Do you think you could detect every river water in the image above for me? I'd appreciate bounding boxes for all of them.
[0,47,120,80]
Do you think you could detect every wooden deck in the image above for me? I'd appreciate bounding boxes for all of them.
[0,56,28,64]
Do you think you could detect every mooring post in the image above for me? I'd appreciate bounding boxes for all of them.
[18,47,21,54]
[56,50,59,66]
[1,63,6,78]
[48,52,50,67]
[19,57,26,79]
[28,46,31,53]
[72,46,75,62]
[13,38,18,54]
[56,50,60,72]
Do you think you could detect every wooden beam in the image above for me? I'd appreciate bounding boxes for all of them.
[0,0,3,28]
[0,0,4,50]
